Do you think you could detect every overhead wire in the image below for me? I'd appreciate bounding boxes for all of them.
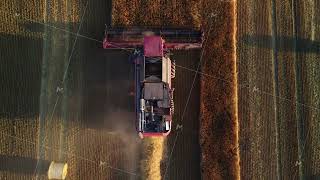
[32,0,89,178]
[0,9,102,43]
[2,2,319,113]
[0,131,140,177]
[163,19,214,179]
[1,3,320,179]
[1,2,141,178]
[0,5,142,178]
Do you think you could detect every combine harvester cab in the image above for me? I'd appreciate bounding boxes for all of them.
[103,27,203,138]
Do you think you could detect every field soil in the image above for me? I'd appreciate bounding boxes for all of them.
[0,0,45,179]
[237,0,320,179]
[7,0,320,180]
[1,0,141,180]
[0,0,241,179]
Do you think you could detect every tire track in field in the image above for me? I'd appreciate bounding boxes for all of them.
[270,0,281,179]
[237,0,278,179]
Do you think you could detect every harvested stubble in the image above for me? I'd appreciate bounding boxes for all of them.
[140,137,165,180]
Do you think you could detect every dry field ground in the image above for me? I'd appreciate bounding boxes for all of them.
[4,0,320,180]
[1,0,240,179]
[0,0,242,179]
[237,0,320,179]
[1,0,140,180]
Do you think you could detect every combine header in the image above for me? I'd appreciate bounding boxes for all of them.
[103,27,203,138]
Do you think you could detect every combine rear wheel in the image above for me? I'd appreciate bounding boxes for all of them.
[170,99,174,115]
[171,60,176,79]
[170,88,175,114]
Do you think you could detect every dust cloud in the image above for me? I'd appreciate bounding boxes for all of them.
[103,109,166,180]
[103,109,142,180]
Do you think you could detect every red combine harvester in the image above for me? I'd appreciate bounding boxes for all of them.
[103,27,203,138]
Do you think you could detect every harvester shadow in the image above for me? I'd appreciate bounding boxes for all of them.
[19,0,112,39]
[306,174,320,180]
[20,21,78,33]
[0,155,50,174]
[15,0,132,132]
[242,35,320,54]
[81,48,135,131]
[0,34,42,120]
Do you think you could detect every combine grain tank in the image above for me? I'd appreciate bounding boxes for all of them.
[103,27,202,138]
